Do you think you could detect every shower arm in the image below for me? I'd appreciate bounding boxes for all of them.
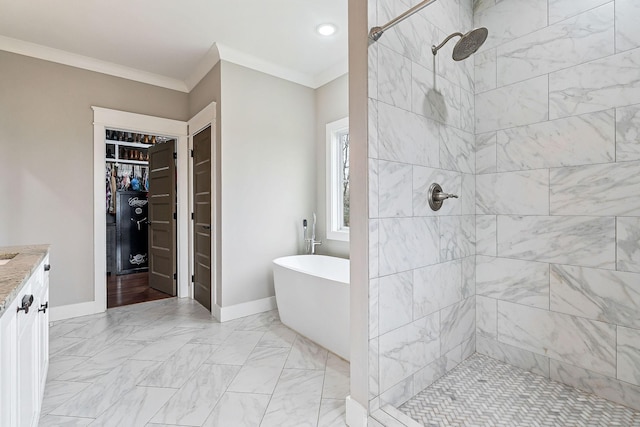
[431,31,464,55]
[369,0,438,42]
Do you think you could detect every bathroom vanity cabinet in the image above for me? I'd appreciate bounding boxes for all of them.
[0,246,50,427]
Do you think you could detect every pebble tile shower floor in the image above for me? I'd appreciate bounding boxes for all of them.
[399,353,640,427]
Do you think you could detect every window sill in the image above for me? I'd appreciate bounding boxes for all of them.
[327,230,350,242]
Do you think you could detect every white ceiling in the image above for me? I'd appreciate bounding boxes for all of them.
[0,0,348,91]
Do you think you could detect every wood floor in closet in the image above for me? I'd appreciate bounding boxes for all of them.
[107,272,173,308]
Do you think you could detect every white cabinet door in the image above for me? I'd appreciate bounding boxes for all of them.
[0,295,19,427]
[0,253,49,427]
[36,257,50,401]
[16,279,38,427]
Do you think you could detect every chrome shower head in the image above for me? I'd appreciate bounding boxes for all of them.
[452,27,489,60]
[432,27,489,61]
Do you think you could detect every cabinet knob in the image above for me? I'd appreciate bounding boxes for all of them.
[44,264,51,271]
[17,294,34,314]
[38,302,49,314]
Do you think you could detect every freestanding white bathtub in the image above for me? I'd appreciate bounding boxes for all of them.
[273,255,350,361]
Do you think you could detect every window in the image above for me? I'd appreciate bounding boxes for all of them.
[326,117,350,241]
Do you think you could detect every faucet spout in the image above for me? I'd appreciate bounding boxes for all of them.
[311,239,322,255]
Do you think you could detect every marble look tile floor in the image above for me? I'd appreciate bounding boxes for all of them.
[41,298,349,427]
[399,353,640,426]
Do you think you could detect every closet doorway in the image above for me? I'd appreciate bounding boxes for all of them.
[105,130,177,308]
[93,106,190,315]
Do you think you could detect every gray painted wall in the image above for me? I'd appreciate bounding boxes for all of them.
[0,49,346,316]
[188,63,224,304]
[189,62,221,119]
[219,61,317,307]
[0,51,189,306]
[190,62,348,309]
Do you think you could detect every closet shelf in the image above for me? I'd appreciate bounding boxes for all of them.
[106,159,149,166]
[105,140,152,149]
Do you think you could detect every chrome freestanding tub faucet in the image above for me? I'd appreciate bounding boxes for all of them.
[303,213,322,254]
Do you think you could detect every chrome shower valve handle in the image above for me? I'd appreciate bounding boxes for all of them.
[428,183,458,211]
[433,191,458,202]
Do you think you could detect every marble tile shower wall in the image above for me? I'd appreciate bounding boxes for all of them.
[367,0,477,412]
[473,0,640,411]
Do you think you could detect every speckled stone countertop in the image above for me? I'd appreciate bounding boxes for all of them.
[0,245,50,318]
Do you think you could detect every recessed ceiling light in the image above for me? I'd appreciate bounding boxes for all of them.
[317,24,337,36]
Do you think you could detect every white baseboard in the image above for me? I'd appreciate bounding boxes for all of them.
[50,295,276,324]
[215,296,277,322]
[346,396,368,427]
[211,303,222,322]
[50,301,104,322]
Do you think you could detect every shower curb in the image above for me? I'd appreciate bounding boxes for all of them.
[370,405,422,427]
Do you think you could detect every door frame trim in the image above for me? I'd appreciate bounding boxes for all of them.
[91,107,189,314]
[188,102,217,315]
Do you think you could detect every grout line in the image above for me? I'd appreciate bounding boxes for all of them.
[546,0,550,25]
[547,72,551,121]
[548,263,551,311]
[316,364,328,426]
[615,216,618,270]
[613,0,616,54]
[494,214,498,257]
[258,366,284,426]
[548,167,552,216]
[614,106,618,163]
[615,325,619,380]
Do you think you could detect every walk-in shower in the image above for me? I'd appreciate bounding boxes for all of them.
[366,0,640,424]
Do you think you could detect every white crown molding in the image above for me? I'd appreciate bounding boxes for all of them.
[216,43,318,88]
[0,35,188,92]
[313,58,349,88]
[184,43,222,92]
[185,42,347,90]
[0,35,347,93]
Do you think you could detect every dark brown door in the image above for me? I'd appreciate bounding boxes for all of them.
[148,140,177,296]
[193,126,212,310]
